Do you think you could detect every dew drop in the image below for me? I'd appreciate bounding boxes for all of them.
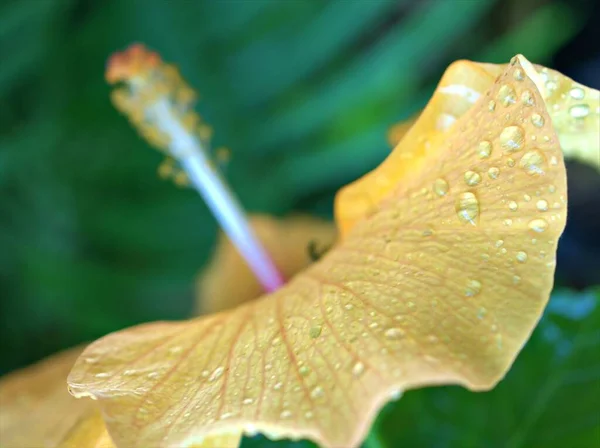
[352,362,365,378]
[569,86,585,100]
[503,219,513,227]
[344,303,353,310]
[95,372,110,378]
[536,199,549,211]
[309,325,322,339]
[516,251,528,263]
[569,104,590,118]
[243,398,254,405]
[209,366,224,382]
[495,239,504,248]
[487,167,500,179]
[299,366,310,376]
[389,389,403,400]
[433,178,449,196]
[310,386,324,399]
[168,346,183,355]
[513,275,521,284]
[280,410,292,419]
[147,372,159,380]
[508,201,518,211]
[478,140,492,159]
[528,218,548,233]
[506,157,516,167]
[500,125,525,152]
[273,382,283,390]
[521,90,534,106]
[530,113,545,127]
[465,279,482,297]
[477,307,487,319]
[513,68,524,81]
[305,411,314,420]
[123,369,137,376]
[498,84,517,106]
[488,100,496,111]
[455,192,479,225]
[519,150,545,175]
[464,170,482,186]
[384,327,405,340]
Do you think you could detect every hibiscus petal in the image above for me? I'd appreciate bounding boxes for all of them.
[68,56,568,448]
[0,346,98,447]
[197,215,337,315]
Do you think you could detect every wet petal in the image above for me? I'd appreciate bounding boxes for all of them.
[68,56,569,448]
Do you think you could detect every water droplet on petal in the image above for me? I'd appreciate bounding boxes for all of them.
[569,86,585,100]
[147,372,159,379]
[498,84,517,106]
[500,126,525,153]
[488,100,496,111]
[464,171,481,186]
[516,251,528,263]
[513,68,524,81]
[95,372,110,378]
[508,201,518,211]
[209,367,224,382]
[243,398,254,405]
[478,140,492,158]
[304,411,314,419]
[309,325,322,339]
[310,386,324,399]
[487,167,500,179]
[536,199,548,211]
[456,192,479,225]
[299,366,310,376]
[570,104,589,118]
[521,90,534,106]
[503,218,513,227]
[528,218,548,233]
[465,279,482,297]
[433,178,449,197]
[477,307,487,319]
[530,114,544,127]
[519,150,545,175]
[384,327,405,340]
[352,362,365,377]
[273,382,283,390]
[280,410,292,419]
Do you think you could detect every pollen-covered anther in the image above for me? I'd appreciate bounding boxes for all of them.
[106,43,206,158]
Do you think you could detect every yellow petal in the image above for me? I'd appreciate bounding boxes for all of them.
[0,346,101,447]
[197,215,337,314]
[386,61,598,182]
[68,55,570,448]
[337,59,498,237]
[57,410,115,448]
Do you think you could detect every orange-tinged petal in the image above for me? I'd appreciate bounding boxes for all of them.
[336,59,498,237]
[385,61,598,186]
[68,56,569,448]
[0,346,101,447]
[197,215,337,314]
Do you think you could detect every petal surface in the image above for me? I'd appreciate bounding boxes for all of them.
[197,215,336,315]
[68,56,568,448]
[0,346,102,447]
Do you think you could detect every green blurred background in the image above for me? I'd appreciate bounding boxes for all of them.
[1,0,598,446]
